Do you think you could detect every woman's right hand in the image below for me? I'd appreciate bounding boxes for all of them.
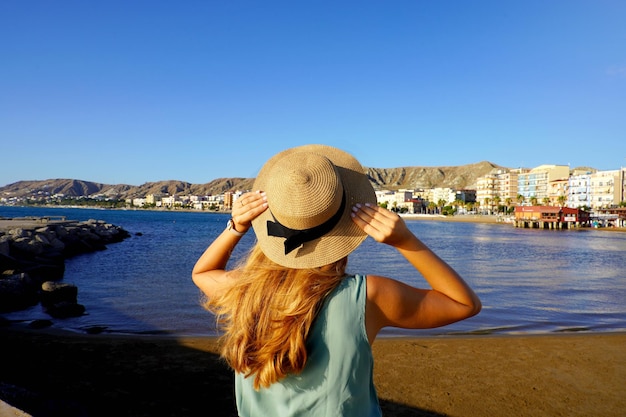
[350,203,415,249]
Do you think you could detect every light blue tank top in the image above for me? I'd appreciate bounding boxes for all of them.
[235,274,382,417]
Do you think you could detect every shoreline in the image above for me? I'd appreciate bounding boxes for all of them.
[3,205,625,232]
[1,326,625,416]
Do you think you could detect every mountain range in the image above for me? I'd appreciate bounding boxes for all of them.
[1,161,512,199]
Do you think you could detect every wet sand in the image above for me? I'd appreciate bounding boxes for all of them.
[1,327,624,417]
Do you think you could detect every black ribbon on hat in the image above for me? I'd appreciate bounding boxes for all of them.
[267,192,347,255]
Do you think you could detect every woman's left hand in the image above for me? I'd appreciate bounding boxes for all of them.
[231,191,268,233]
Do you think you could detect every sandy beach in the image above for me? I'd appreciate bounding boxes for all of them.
[1,326,624,417]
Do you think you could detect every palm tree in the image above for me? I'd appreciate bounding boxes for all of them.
[530,196,538,206]
[557,195,567,207]
[517,194,525,206]
[505,197,513,214]
[542,197,550,206]
[493,196,501,214]
[437,199,447,214]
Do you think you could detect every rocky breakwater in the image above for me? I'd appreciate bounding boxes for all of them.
[0,216,131,323]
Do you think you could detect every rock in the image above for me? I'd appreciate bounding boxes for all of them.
[0,235,10,257]
[40,281,78,307]
[45,301,85,318]
[0,272,38,312]
[22,260,65,282]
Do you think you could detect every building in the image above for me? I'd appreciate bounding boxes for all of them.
[476,168,527,213]
[431,188,456,205]
[145,194,164,206]
[513,206,590,229]
[476,173,497,213]
[547,178,569,207]
[568,171,593,208]
[518,165,569,204]
[455,189,476,204]
[496,169,523,208]
[589,170,620,209]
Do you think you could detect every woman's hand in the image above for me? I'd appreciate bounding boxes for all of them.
[351,203,415,249]
[231,191,268,233]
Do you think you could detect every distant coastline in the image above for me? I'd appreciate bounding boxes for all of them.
[3,204,624,232]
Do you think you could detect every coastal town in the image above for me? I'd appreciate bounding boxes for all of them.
[2,163,626,229]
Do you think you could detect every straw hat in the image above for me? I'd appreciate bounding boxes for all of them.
[251,144,376,269]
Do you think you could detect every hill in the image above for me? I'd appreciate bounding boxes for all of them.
[0,162,507,200]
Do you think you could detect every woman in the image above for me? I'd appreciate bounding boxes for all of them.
[192,144,481,416]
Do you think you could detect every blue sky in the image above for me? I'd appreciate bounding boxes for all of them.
[1,1,625,187]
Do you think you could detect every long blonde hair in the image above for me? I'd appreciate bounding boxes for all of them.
[204,244,347,390]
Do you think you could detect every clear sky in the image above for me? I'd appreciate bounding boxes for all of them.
[1,1,625,187]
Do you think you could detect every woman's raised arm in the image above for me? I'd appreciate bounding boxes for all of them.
[192,191,267,298]
[350,203,481,340]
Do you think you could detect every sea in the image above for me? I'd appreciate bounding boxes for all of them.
[1,206,625,338]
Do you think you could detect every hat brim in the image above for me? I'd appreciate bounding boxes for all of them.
[251,144,376,269]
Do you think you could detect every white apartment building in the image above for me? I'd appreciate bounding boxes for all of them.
[431,187,456,205]
[375,190,412,209]
[132,197,147,207]
[589,170,621,209]
[192,195,224,210]
[160,195,181,208]
[568,172,592,208]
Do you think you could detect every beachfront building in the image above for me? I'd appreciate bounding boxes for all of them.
[132,197,147,207]
[431,188,457,205]
[598,207,626,227]
[161,195,181,208]
[375,190,396,206]
[146,193,164,206]
[191,194,224,210]
[374,189,427,214]
[568,171,593,208]
[589,170,621,209]
[455,189,476,204]
[513,206,590,229]
[376,190,412,211]
[517,165,570,205]
[476,173,497,214]
[496,168,524,207]
[547,178,569,207]
[476,168,527,213]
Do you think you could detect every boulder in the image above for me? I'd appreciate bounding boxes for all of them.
[45,301,85,318]
[40,281,78,306]
[0,272,38,312]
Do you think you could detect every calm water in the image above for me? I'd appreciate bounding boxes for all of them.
[2,206,625,337]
